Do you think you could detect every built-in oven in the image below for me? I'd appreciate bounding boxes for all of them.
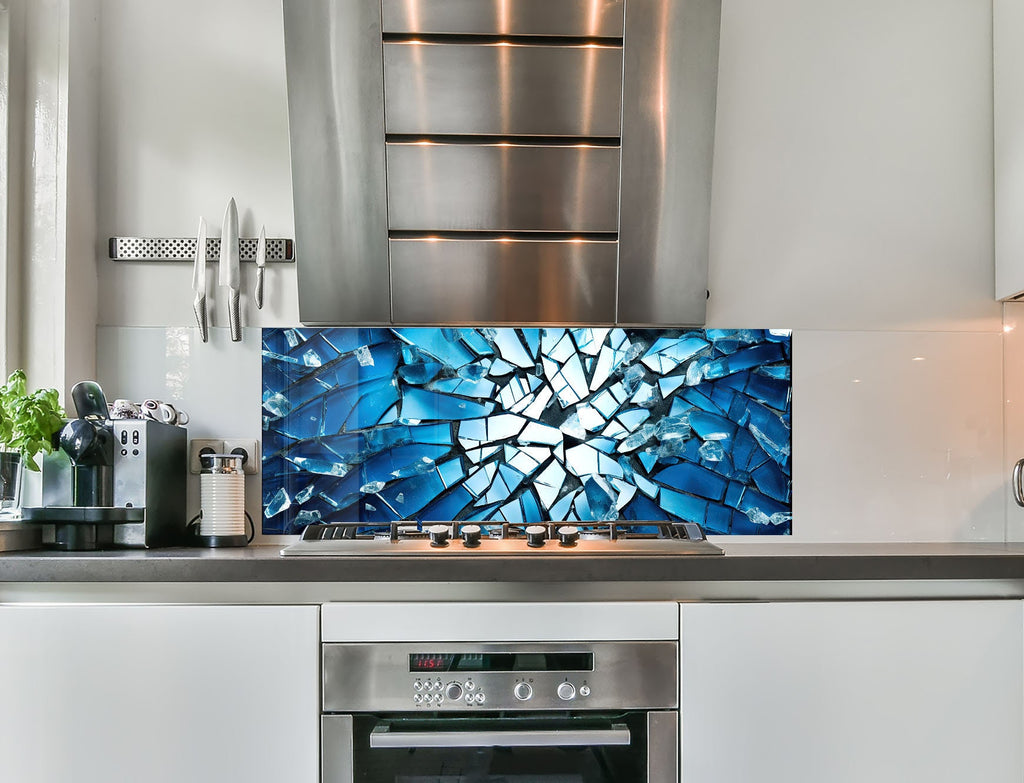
[321,640,678,782]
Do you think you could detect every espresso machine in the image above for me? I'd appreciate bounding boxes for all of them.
[22,381,187,550]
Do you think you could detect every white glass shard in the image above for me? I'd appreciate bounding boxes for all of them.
[559,412,587,440]
[354,345,374,367]
[699,440,726,462]
[522,386,553,421]
[520,421,563,446]
[492,330,534,368]
[265,487,292,517]
[549,332,577,363]
[575,404,605,431]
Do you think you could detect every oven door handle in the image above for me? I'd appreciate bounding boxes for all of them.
[369,723,632,749]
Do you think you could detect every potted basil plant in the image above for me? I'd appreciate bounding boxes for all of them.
[0,370,65,515]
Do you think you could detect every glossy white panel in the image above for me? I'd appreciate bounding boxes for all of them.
[790,330,1004,541]
[1003,303,1024,539]
[322,602,679,642]
[94,326,284,541]
[96,0,297,327]
[995,0,1024,299]
[681,601,1024,783]
[707,0,999,332]
[0,605,319,783]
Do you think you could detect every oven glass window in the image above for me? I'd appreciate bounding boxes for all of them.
[349,713,647,783]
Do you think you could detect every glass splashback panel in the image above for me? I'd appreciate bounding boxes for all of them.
[261,328,792,535]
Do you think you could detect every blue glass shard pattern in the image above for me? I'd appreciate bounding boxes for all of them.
[262,328,793,535]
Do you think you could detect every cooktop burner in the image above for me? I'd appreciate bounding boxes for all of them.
[280,521,723,556]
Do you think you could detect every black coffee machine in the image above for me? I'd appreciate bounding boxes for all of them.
[22,381,187,550]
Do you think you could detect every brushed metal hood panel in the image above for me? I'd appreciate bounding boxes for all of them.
[284,0,721,326]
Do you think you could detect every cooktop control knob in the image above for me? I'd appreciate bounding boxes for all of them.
[557,682,576,701]
[461,524,482,548]
[513,682,533,701]
[445,682,463,702]
[557,525,579,547]
[525,525,547,548]
[427,524,450,547]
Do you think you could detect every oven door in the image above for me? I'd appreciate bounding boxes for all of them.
[323,711,677,783]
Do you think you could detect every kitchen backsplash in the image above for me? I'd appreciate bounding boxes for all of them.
[261,328,793,535]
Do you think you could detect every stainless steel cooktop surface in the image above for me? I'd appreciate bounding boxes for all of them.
[280,521,723,557]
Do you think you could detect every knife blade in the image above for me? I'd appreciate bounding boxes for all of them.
[254,224,266,310]
[219,197,241,342]
[192,217,209,342]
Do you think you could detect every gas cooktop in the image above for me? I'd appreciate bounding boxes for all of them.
[280,521,723,557]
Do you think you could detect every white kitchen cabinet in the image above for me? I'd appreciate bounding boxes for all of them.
[0,604,319,783]
[996,0,1024,299]
[679,601,1023,783]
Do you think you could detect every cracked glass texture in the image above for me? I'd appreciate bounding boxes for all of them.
[261,328,792,535]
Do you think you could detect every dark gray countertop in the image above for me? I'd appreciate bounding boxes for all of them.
[3,541,1024,583]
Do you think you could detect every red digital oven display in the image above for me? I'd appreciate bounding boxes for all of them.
[409,654,455,672]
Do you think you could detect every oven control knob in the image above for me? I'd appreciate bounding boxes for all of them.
[445,682,464,701]
[579,685,591,697]
[461,524,482,548]
[513,682,533,701]
[525,525,547,548]
[557,682,576,701]
[427,524,450,547]
[557,525,579,547]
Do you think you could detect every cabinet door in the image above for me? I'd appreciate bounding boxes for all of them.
[0,604,319,783]
[680,601,1023,783]
[996,0,1024,299]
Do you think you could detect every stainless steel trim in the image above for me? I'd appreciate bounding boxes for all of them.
[369,723,631,748]
[390,238,617,323]
[322,641,678,712]
[617,0,721,325]
[383,42,623,137]
[321,714,354,783]
[1013,459,1024,507]
[285,530,723,556]
[381,0,625,37]
[386,143,621,232]
[647,711,679,783]
[284,0,391,324]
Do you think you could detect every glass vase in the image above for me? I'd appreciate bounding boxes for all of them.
[0,451,23,518]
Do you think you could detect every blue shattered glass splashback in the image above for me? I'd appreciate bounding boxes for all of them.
[261,328,792,535]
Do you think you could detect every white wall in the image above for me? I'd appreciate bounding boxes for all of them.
[96,0,297,328]
[92,0,1005,542]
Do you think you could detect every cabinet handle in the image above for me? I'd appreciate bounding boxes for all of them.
[1013,459,1024,507]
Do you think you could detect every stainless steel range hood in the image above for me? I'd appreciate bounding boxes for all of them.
[284,0,721,326]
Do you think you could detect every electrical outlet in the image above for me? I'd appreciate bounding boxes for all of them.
[189,439,224,474]
[223,438,260,475]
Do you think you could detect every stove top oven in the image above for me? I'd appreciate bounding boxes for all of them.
[320,603,680,783]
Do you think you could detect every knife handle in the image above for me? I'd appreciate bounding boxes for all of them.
[255,267,265,310]
[228,289,241,342]
[193,294,209,343]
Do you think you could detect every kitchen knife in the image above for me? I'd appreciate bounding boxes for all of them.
[219,197,241,342]
[254,224,266,310]
[192,217,209,342]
